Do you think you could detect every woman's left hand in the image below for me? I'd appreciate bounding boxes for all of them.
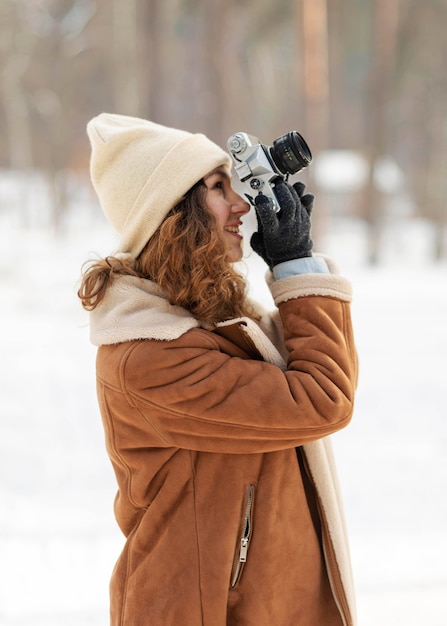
[250,180,314,269]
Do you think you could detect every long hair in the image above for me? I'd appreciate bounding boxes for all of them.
[78,181,255,324]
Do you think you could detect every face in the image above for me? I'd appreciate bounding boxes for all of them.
[203,166,250,262]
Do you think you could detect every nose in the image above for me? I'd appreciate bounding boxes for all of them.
[231,189,250,215]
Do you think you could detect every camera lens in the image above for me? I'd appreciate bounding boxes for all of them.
[270,131,312,175]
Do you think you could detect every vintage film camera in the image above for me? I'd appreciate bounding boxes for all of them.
[227,131,312,212]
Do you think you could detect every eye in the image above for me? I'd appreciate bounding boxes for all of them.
[204,169,231,191]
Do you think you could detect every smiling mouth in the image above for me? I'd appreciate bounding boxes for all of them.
[224,225,240,234]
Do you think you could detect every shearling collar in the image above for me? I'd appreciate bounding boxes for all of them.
[89,275,201,346]
[88,275,287,369]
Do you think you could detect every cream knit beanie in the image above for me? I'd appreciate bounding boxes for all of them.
[87,113,232,258]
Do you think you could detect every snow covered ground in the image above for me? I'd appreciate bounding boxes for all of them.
[1,191,446,625]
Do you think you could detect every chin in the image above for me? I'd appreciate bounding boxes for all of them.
[228,248,243,263]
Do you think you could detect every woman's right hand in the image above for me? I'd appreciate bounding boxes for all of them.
[250,179,314,269]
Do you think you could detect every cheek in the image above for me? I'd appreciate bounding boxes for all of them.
[215,211,228,230]
[207,199,228,229]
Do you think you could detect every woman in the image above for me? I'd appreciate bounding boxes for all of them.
[79,113,358,626]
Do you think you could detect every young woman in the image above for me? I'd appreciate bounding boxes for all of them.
[79,113,358,626]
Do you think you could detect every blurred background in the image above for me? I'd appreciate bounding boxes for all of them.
[1,0,447,260]
[1,1,446,625]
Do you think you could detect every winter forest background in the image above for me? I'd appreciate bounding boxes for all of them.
[1,1,446,624]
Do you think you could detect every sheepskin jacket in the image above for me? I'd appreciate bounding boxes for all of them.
[90,263,358,626]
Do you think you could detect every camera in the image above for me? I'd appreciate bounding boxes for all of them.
[227,131,312,212]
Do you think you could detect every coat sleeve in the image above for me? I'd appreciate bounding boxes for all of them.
[98,288,357,455]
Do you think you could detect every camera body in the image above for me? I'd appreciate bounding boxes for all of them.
[227,131,312,212]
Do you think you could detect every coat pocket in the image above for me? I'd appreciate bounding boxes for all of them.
[230,483,256,588]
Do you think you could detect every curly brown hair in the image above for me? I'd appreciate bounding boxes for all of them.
[78,181,255,324]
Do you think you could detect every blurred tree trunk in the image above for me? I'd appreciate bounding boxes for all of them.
[200,0,228,143]
[112,0,141,114]
[141,0,164,121]
[299,0,329,247]
[1,54,34,169]
[0,3,35,228]
[0,0,34,170]
[300,0,329,152]
[362,0,399,265]
[427,98,447,260]
[326,0,348,148]
[396,1,447,261]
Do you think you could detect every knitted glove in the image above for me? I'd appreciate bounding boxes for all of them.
[250,180,314,269]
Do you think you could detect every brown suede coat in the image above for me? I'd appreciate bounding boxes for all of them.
[90,264,358,626]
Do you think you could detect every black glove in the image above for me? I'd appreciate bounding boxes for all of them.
[250,179,314,269]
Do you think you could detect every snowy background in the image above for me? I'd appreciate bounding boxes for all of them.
[1,175,446,625]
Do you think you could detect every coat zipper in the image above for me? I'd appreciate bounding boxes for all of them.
[230,484,255,588]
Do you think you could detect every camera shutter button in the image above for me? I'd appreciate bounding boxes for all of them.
[228,133,247,154]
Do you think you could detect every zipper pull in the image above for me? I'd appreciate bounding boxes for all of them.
[239,537,249,562]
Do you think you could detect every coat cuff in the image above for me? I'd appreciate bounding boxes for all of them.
[268,254,353,305]
[272,256,329,279]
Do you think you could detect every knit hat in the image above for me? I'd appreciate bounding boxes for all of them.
[87,113,232,258]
